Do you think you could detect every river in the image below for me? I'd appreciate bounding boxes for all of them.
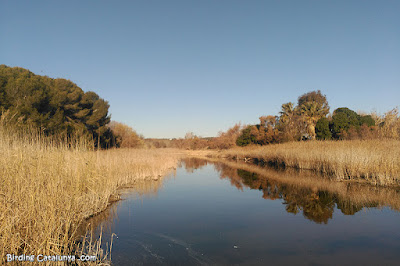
[86,158,400,265]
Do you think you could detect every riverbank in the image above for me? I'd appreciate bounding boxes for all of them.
[187,157,400,211]
[0,128,181,264]
[187,139,400,187]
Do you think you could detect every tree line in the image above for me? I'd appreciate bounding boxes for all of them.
[174,90,400,149]
[2,66,398,150]
[235,90,379,146]
[0,65,143,148]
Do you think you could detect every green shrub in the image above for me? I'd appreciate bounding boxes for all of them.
[331,108,360,139]
[315,117,332,140]
[236,126,256,146]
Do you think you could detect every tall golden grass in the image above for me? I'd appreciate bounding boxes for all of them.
[190,140,400,186]
[0,124,181,264]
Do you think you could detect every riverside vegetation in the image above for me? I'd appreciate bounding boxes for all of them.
[1,65,399,263]
[197,139,400,186]
[165,90,400,186]
[0,123,180,264]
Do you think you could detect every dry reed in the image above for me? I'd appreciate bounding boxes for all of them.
[190,140,400,186]
[0,125,181,264]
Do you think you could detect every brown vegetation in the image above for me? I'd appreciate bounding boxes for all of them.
[378,108,400,139]
[109,121,144,148]
[0,124,180,264]
[140,106,400,152]
[208,124,242,149]
[155,124,243,150]
[189,139,400,186]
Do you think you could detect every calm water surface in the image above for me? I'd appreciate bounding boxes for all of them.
[91,159,400,266]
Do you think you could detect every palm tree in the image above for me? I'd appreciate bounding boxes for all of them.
[279,102,298,141]
[279,102,295,124]
[297,91,330,140]
[299,102,322,139]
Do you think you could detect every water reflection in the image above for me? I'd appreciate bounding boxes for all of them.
[181,158,400,224]
[179,157,210,173]
[86,157,400,265]
[77,178,170,253]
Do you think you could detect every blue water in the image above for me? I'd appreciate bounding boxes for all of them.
[92,159,400,265]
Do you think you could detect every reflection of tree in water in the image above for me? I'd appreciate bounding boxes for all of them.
[180,159,397,224]
[284,190,335,224]
[214,164,246,191]
[217,165,368,224]
[180,158,209,173]
[336,199,364,215]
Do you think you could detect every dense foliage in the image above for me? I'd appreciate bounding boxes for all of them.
[315,117,332,140]
[236,126,257,147]
[175,90,399,149]
[331,108,362,139]
[3,65,398,150]
[0,65,112,148]
[109,121,144,148]
[297,90,330,140]
[315,107,378,140]
[234,90,331,146]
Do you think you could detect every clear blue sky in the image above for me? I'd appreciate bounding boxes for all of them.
[1,1,399,138]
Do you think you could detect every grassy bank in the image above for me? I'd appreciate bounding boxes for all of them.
[190,140,400,186]
[0,127,181,264]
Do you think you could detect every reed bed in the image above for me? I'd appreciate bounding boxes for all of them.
[0,126,180,264]
[193,140,400,186]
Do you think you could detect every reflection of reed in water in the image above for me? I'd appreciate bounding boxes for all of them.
[79,204,118,241]
[215,140,400,186]
[195,158,400,224]
[80,177,167,237]
[180,157,209,173]
[74,204,118,263]
[76,175,173,263]
[121,175,172,198]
